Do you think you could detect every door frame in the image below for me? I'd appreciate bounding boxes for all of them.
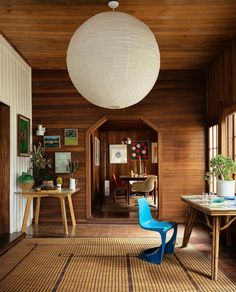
[85,115,163,220]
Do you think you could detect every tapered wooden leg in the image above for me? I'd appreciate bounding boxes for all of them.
[225,216,232,246]
[182,206,197,247]
[67,194,76,226]
[35,197,41,225]
[211,216,220,280]
[21,197,32,233]
[60,198,68,234]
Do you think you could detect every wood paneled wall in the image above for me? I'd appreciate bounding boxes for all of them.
[32,69,206,222]
[207,39,236,125]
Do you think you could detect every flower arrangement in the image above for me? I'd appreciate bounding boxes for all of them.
[68,160,79,178]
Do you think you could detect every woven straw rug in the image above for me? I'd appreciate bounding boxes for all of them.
[0,237,235,292]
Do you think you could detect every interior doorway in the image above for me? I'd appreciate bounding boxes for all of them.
[85,115,161,221]
[0,102,10,234]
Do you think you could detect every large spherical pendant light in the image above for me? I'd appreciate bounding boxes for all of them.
[66,1,160,109]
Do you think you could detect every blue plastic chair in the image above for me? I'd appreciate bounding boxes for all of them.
[138,198,177,264]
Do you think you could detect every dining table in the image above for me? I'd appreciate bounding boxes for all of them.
[181,194,236,280]
[15,188,79,234]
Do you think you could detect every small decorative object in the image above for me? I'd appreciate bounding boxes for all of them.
[205,154,236,197]
[131,141,149,160]
[36,124,46,136]
[94,136,100,166]
[64,129,78,145]
[66,1,160,109]
[151,142,158,163]
[121,136,132,145]
[43,135,61,148]
[56,176,63,190]
[109,144,127,164]
[17,114,30,157]
[55,152,71,173]
[17,172,34,191]
[68,160,79,190]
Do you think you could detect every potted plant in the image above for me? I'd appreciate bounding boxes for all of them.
[205,154,236,197]
[68,160,79,190]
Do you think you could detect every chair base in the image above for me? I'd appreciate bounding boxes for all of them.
[139,246,163,265]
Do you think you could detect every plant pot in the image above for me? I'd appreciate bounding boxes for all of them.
[69,178,78,190]
[217,180,235,197]
[17,172,34,191]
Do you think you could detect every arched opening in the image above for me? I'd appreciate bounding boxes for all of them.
[85,115,162,222]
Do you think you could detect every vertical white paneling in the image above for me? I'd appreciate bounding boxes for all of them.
[0,35,32,233]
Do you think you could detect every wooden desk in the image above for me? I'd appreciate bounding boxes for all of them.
[16,188,79,234]
[120,175,157,205]
[181,195,236,280]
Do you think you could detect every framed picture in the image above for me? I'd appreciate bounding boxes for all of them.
[43,135,61,148]
[64,129,78,145]
[109,144,127,164]
[17,114,30,157]
[55,152,71,173]
[151,142,158,163]
[131,141,149,160]
[94,136,100,166]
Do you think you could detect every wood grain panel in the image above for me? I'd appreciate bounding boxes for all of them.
[0,103,10,234]
[1,1,236,70]
[32,68,206,223]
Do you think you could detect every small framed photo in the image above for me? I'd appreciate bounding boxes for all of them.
[64,129,78,145]
[17,114,30,157]
[44,135,61,148]
[94,136,100,166]
[55,152,71,173]
[109,144,127,164]
[151,142,158,163]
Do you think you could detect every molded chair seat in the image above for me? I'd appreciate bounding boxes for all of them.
[138,198,177,264]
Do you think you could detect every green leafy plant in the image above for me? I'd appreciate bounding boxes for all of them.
[68,160,79,178]
[30,142,52,186]
[205,154,236,182]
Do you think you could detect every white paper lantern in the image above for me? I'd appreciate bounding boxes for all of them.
[67,11,160,109]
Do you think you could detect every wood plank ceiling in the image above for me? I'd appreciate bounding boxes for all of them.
[0,0,236,70]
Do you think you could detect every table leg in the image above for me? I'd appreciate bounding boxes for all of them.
[60,198,68,234]
[21,197,32,233]
[225,216,232,246]
[154,183,157,206]
[35,197,41,225]
[212,216,220,280]
[67,194,76,226]
[182,206,197,247]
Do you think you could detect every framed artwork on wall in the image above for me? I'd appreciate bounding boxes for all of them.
[17,114,30,157]
[43,135,61,148]
[94,136,100,166]
[64,129,78,145]
[109,144,127,164]
[151,142,158,163]
[55,152,71,173]
[131,141,149,160]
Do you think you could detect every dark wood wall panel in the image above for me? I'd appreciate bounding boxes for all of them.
[32,69,206,223]
[0,103,10,234]
[207,39,236,125]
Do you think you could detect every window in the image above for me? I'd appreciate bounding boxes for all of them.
[208,125,218,193]
[225,112,236,161]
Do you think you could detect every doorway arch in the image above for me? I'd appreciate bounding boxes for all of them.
[85,115,162,220]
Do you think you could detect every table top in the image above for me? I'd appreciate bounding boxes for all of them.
[120,175,148,179]
[15,188,80,197]
[181,195,236,216]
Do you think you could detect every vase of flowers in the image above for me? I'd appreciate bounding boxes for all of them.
[68,160,79,190]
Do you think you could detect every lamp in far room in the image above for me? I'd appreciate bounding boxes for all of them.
[66,0,160,109]
[121,136,132,145]
[36,125,46,136]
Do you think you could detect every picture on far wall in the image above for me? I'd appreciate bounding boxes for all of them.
[94,136,100,166]
[131,141,149,160]
[110,144,127,164]
[44,135,61,148]
[64,129,78,145]
[151,142,158,163]
[17,114,30,157]
[55,152,71,173]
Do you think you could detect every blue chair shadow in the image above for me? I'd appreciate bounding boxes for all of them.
[138,198,177,264]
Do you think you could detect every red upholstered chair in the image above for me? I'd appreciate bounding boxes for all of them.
[112,173,128,203]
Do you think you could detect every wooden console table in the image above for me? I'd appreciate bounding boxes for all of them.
[16,188,79,234]
[181,195,236,280]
